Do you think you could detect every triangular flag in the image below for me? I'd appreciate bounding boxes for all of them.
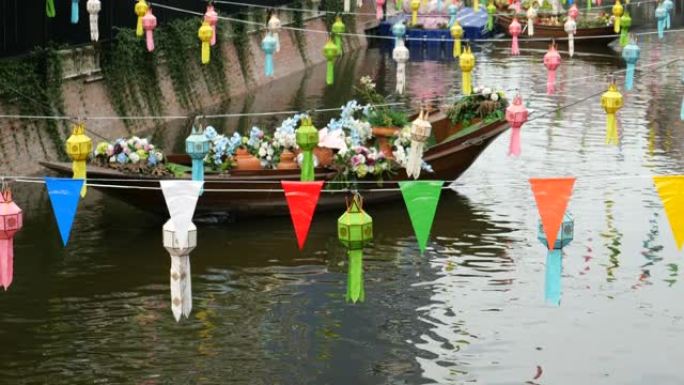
[160,181,203,249]
[281,181,324,250]
[399,180,444,253]
[529,177,576,250]
[45,177,84,247]
[653,175,684,250]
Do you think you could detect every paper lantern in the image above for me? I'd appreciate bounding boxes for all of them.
[204,4,219,47]
[509,18,521,56]
[612,0,623,33]
[512,0,521,13]
[486,1,496,31]
[621,38,639,90]
[450,21,464,58]
[323,39,339,85]
[142,9,157,52]
[86,0,101,42]
[163,219,197,322]
[459,45,475,95]
[601,82,623,145]
[338,194,373,304]
[198,21,213,65]
[185,126,210,194]
[664,0,673,29]
[448,4,458,27]
[568,3,579,19]
[0,187,23,290]
[526,6,537,36]
[655,4,666,39]
[406,110,432,179]
[410,0,421,26]
[332,17,346,55]
[564,17,576,57]
[538,213,573,306]
[134,0,149,38]
[267,13,282,52]
[296,115,318,181]
[473,0,480,12]
[505,94,528,156]
[376,0,386,20]
[618,12,631,47]
[538,213,574,249]
[71,0,79,24]
[392,20,407,48]
[262,33,277,77]
[543,43,561,94]
[46,0,56,17]
[65,123,92,198]
[393,39,410,94]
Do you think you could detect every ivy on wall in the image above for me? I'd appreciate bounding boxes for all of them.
[231,13,254,85]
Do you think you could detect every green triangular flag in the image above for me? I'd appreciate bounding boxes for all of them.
[346,249,365,303]
[399,181,444,253]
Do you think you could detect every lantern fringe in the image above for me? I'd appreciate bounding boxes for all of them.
[0,239,14,290]
[453,39,461,57]
[265,53,274,77]
[170,255,192,322]
[605,113,619,145]
[547,70,556,94]
[527,19,535,36]
[680,96,683,121]
[625,63,635,90]
[462,72,472,95]
[346,249,365,303]
[89,9,100,41]
[567,33,574,57]
[46,0,56,17]
[509,127,522,156]
[658,19,665,39]
[511,35,520,55]
[72,162,87,197]
[71,0,80,24]
[344,0,351,12]
[406,142,425,179]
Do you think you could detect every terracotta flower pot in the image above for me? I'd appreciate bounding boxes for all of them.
[277,149,298,170]
[372,126,400,160]
[313,147,334,168]
[234,147,262,170]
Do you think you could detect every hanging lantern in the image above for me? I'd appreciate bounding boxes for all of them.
[486,0,496,31]
[450,21,464,58]
[459,45,475,95]
[162,219,197,322]
[198,21,213,65]
[448,3,458,27]
[65,123,92,198]
[267,12,282,52]
[393,39,410,95]
[338,194,373,304]
[543,42,561,94]
[142,9,157,52]
[509,18,521,56]
[391,20,406,49]
[323,38,339,85]
[204,4,219,47]
[0,187,23,291]
[134,0,149,38]
[512,0,521,13]
[71,0,79,24]
[526,5,537,36]
[296,115,319,181]
[406,110,432,179]
[564,17,576,57]
[622,38,639,90]
[618,12,631,47]
[601,81,623,145]
[505,93,528,156]
[376,0,386,20]
[410,0,421,26]
[262,33,277,77]
[612,0,623,33]
[538,213,573,305]
[185,126,210,194]
[664,0,673,29]
[332,16,346,55]
[86,0,101,42]
[344,0,351,12]
[568,3,579,19]
[586,0,591,11]
[655,4,666,39]
[46,0,56,18]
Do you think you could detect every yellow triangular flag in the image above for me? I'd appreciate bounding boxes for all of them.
[653,175,684,250]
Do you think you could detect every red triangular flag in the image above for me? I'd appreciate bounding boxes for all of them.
[529,177,576,250]
[282,181,324,250]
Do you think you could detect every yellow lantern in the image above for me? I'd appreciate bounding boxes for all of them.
[600,82,623,145]
[65,123,92,197]
[134,0,149,37]
[612,0,624,33]
[410,0,421,26]
[198,21,213,64]
[459,45,475,95]
[450,21,463,58]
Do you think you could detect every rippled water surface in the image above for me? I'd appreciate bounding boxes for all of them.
[2,17,684,385]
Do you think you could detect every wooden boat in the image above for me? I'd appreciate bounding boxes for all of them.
[40,113,509,220]
[496,14,616,42]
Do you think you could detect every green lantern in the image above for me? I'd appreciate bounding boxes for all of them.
[295,115,318,181]
[323,39,339,86]
[331,16,346,55]
[338,194,373,303]
[619,12,632,47]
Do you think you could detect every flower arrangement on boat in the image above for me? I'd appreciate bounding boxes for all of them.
[92,136,167,174]
[447,86,509,127]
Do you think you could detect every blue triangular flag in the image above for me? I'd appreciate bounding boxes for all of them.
[45,177,84,246]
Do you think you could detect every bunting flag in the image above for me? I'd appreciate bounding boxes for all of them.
[160,181,203,249]
[545,249,562,305]
[529,177,576,250]
[282,181,324,250]
[653,176,684,250]
[45,178,84,247]
[399,181,444,253]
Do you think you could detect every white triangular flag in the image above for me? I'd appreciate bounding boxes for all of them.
[160,180,203,249]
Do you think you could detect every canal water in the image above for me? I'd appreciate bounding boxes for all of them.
[1,19,684,385]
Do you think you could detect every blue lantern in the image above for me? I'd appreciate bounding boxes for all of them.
[621,40,640,91]
[448,4,458,28]
[538,213,574,306]
[185,126,210,195]
[71,0,80,24]
[261,33,277,77]
[655,4,667,39]
[391,20,406,49]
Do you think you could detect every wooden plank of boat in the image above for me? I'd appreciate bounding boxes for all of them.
[40,114,509,220]
[496,14,616,41]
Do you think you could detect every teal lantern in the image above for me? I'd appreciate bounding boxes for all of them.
[338,194,373,303]
[295,115,318,181]
[538,213,573,306]
[391,20,406,49]
[622,40,640,91]
[185,126,210,194]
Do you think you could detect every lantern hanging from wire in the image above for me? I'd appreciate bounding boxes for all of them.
[267,12,282,52]
[486,0,496,31]
[198,21,213,65]
[65,123,92,198]
[450,21,464,58]
[186,126,210,194]
[332,16,346,55]
[406,110,432,179]
[204,4,219,46]
[505,93,529,156]
[601,81,623,145]
[71,0,79,24]
[448,3,458,27]
[296,115,319,181]
[459,45,475,95]
[46,0,56,18]
[655,3,666,38]
[391,20,407,49]
[134,0,149,38]
[619,11,631,47]
[142,9,157,52]
[262,32,277,77]
[526,5,537,36]
[338,194,373,304]
[410,0,421,26]
[621,37,639,90]
[509,18,521,56]
[163,219,197,322]
[664,0,673,29]
[323,38,339,85]
[564,16,576,57]
[543,42,561,95]
[87,0,101,42]
[0,185,23,291]
[376,0,386,20]
[612,0,623,33]
[568,3,579,19]
[393,39,410,95]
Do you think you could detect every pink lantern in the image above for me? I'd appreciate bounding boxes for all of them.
[513,0,521,13]
[142,9,157,52]
[568,4,579,19]
[0,187,23,290]
[505,94,529,156]
[204,4,219,46]
[376,0,386,20]
[509,18,522,55]
[543,43,561,94]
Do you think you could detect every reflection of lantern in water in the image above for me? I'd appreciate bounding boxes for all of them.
[612,0,624,33]
[543,42,561,94]
[322,39,339,85]
[486,1,496,31]
[338,194,373,303]
[564,17,576,58]
[261,32,277,77]
[664,0,673,29]
[621,39,640,90]
[601,82,623,145]
[509,18,521,56]
[450,21,463,57]
[163,220,197,322]
[332,17,346,55]
[410,0,421,25]
[538,213,574,306]
[0,187,23,290]
[655,4,667,39]
[619,12,631,47]
[267,13,282,52]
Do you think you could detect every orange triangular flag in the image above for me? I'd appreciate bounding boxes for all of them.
[282,181,324,250]
[653,175,684,250]
[529,177,576,250]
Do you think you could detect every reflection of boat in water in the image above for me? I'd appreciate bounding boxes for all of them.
[41,114,509,219]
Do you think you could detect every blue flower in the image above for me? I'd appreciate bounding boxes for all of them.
[147,153,158,166]
[116,153,128,164]
[204,126,218,140]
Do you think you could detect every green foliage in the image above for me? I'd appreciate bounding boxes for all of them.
[355,77,408,127]
[446,92,508,127]
[231,14,254,84]
[155,20,200,110]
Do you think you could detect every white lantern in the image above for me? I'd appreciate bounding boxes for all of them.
[564,18,576,58]
[406,110,432,179]
[86,0,101,42]
[526,6,537,37]
[392,39,409,95]
[163,219,197,322]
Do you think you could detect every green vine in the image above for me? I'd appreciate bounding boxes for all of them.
[232,14,254,85]
[155,20,199,110]
[291,0,309,63]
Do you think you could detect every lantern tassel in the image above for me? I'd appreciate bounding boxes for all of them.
[680,96,683,121]
[89,9,99,42]
[658,18,665,39]
[396,0,402,10]
[326,60,335,85]
[71,0,79,24]
[170,255,192,322]
[265,52,274,77]
[396,61,406,94]
[625,62,635,90]
[201,42,210,65]
[344,0,351,12]
[346,249,365,303]
[605,112,619,145]
[666,10,670,29]
[619,27,629,47]
[547,70,556,95]
[509,127,522,156]
[301,150,315,181]
[406,141,425,179]
[453,38,461,58]
[462,71,472,95]
[376,3,384,20]
[527,18,534,36]
[545,249,562,306]
[614,18,620,34]
[191,158,205,193]
[568,33,574,57]
[137,16,144,38]
[145,29,155,52]
[586,0,591,11]
[487,14,494,31]
[0,239,13,290]
[511,35,519,55]
[411,9,418,26]
[73,160,87,198]
[46,0,56,17]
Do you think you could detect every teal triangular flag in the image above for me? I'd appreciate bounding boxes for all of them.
[45,177,84,246]
[399,180,444,253]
